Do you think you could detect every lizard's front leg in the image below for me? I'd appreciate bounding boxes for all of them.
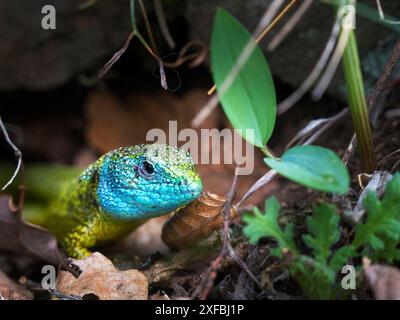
[60,219,98,259]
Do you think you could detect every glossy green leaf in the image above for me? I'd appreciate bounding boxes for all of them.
[264,145,350,193]
[211,8,276,148]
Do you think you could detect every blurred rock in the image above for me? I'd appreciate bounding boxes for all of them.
[0,0,131,90]
[0,270,33,300]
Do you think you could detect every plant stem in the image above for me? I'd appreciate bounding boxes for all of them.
[342,28,376,173]
[261,146,280,160]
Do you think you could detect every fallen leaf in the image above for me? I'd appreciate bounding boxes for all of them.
[364,264,400,300]
[0,270,33,300]
[56,252,148,300]
[0,195,64,265]
[162,192,238,251]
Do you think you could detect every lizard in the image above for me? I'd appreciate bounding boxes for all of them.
[1,144,202,259]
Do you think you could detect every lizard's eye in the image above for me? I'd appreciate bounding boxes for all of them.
[141,161,155,176]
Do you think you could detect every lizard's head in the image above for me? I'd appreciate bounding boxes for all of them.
[96,144,202,219]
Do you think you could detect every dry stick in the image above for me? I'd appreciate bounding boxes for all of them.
[268,0,314,51]
[277,1,342,114]
[227,243,264,289]
[153,0,175,49]
[199,168,239,300]
[342,39,400,167]
[98,32,135,79]
[164,40,208,69]
[0,116,26,214]
[0,116,22,191]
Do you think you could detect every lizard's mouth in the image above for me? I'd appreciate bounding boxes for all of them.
[186,179,202,198]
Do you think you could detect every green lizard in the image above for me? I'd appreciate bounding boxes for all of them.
[1,144,202,259]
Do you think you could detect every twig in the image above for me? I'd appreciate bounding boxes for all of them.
[367,40,400,114]
[98,32,135,79]
[277,0,343,114]
[301,108,348,146]
[0,116,22,191]
[376,0,400,25]
[377,149,400,167]
[227,244,263,289]
[286,108,348,148]
[153,0,175,49]
[268,0,314,52]
[163,40,208,69]
[138,0,158,55]
[236,169,277,209]
[198,167,239,300]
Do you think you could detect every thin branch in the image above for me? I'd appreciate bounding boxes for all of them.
[0,116,22,191]
[98,32,135,79]
[311,9,352,101]
[198,167,239,300]
[236,169,277,209]
[267,0,314,51]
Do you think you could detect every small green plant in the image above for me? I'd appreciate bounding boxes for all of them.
[211,8,350,194]
[243,173,400,299]
[340,1,376,173]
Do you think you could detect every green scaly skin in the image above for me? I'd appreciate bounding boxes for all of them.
[1,144,203,259]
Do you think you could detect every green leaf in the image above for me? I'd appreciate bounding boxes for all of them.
[329,246,353,272]
[211,8,276,148]
[353,173,400,254]
[264,145,350,194]
[243,197,298,255]
[302,203,340,263]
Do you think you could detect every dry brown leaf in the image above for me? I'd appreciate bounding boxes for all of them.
[364,264,400,300]
[162,192,238,251]
[56,252,148,300]
[0,270,33,300]
[0,195,64,265]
